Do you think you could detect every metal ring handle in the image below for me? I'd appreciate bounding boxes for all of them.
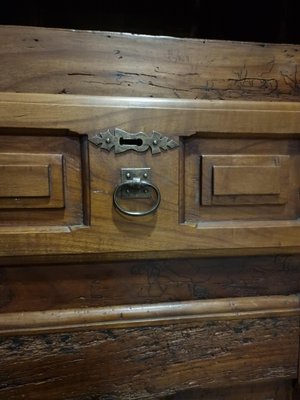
[113,180,161,217]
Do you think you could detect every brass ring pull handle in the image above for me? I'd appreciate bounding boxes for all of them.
[113,180,161,217]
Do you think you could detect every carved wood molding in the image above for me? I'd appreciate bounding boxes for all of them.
[2,93,300,136]
[0,295,299,336]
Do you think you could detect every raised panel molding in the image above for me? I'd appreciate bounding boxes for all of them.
[0,153,64,209]
[201,154,289,206]
[0,294,298,335]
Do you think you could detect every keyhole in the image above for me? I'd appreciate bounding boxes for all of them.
[119,137,143,146]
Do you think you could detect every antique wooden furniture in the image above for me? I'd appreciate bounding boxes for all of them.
[1,25,300,399]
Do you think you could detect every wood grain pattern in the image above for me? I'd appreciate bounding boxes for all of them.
[201,154,289,206]
[0,316,298,399]
[1,25,300,102]
[2,26,300,399]
[186,137,298,222]
[0,136,84,226]
[0,294,298,336]
[213,165,281,195]
[1,255,300,312]
[1,94,300,258]
[0,153,65,209]
[2,93,300,135]
[0,165,50,197]
[164,381,296,400]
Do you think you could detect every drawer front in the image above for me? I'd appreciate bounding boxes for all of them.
[2,94,300,258]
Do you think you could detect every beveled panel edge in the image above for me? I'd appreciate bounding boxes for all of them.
[0,294,298,336]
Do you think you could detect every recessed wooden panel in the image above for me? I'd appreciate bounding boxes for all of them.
[201,154,289,206]
[0,135,87,227]
[184,137,300,224]
[213,165,281,196]
[0,153,64,209]
[0,165,50,197]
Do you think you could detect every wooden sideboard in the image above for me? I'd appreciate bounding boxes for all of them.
[1,25,300,400]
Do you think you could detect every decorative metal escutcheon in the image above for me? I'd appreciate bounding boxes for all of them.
[89,128,178,154]
[113,168,161,217]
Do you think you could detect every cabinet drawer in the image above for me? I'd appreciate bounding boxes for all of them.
[2,93,300,259]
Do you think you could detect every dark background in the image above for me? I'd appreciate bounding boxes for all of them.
[1,1,300,44]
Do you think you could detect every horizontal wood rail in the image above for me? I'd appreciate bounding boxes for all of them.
[2,93,300,136]
[0,294,299,336]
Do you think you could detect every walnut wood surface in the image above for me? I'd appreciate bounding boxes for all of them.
[0,165,49,197]
[164,381,297,400]
[1,256,300,398]
[1,256,300,312]
[1,94,300,259]
[213,165,281,196]
[0,316,298,400]
[1,25,300,102]
[0,153,64,209]
[1,294,298,336]
[2,25,300,399]
[2,92,300,135]
[0,135,83,227]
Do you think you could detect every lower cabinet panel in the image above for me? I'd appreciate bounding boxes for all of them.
[0,295,299,400]
[163,381,297,400]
